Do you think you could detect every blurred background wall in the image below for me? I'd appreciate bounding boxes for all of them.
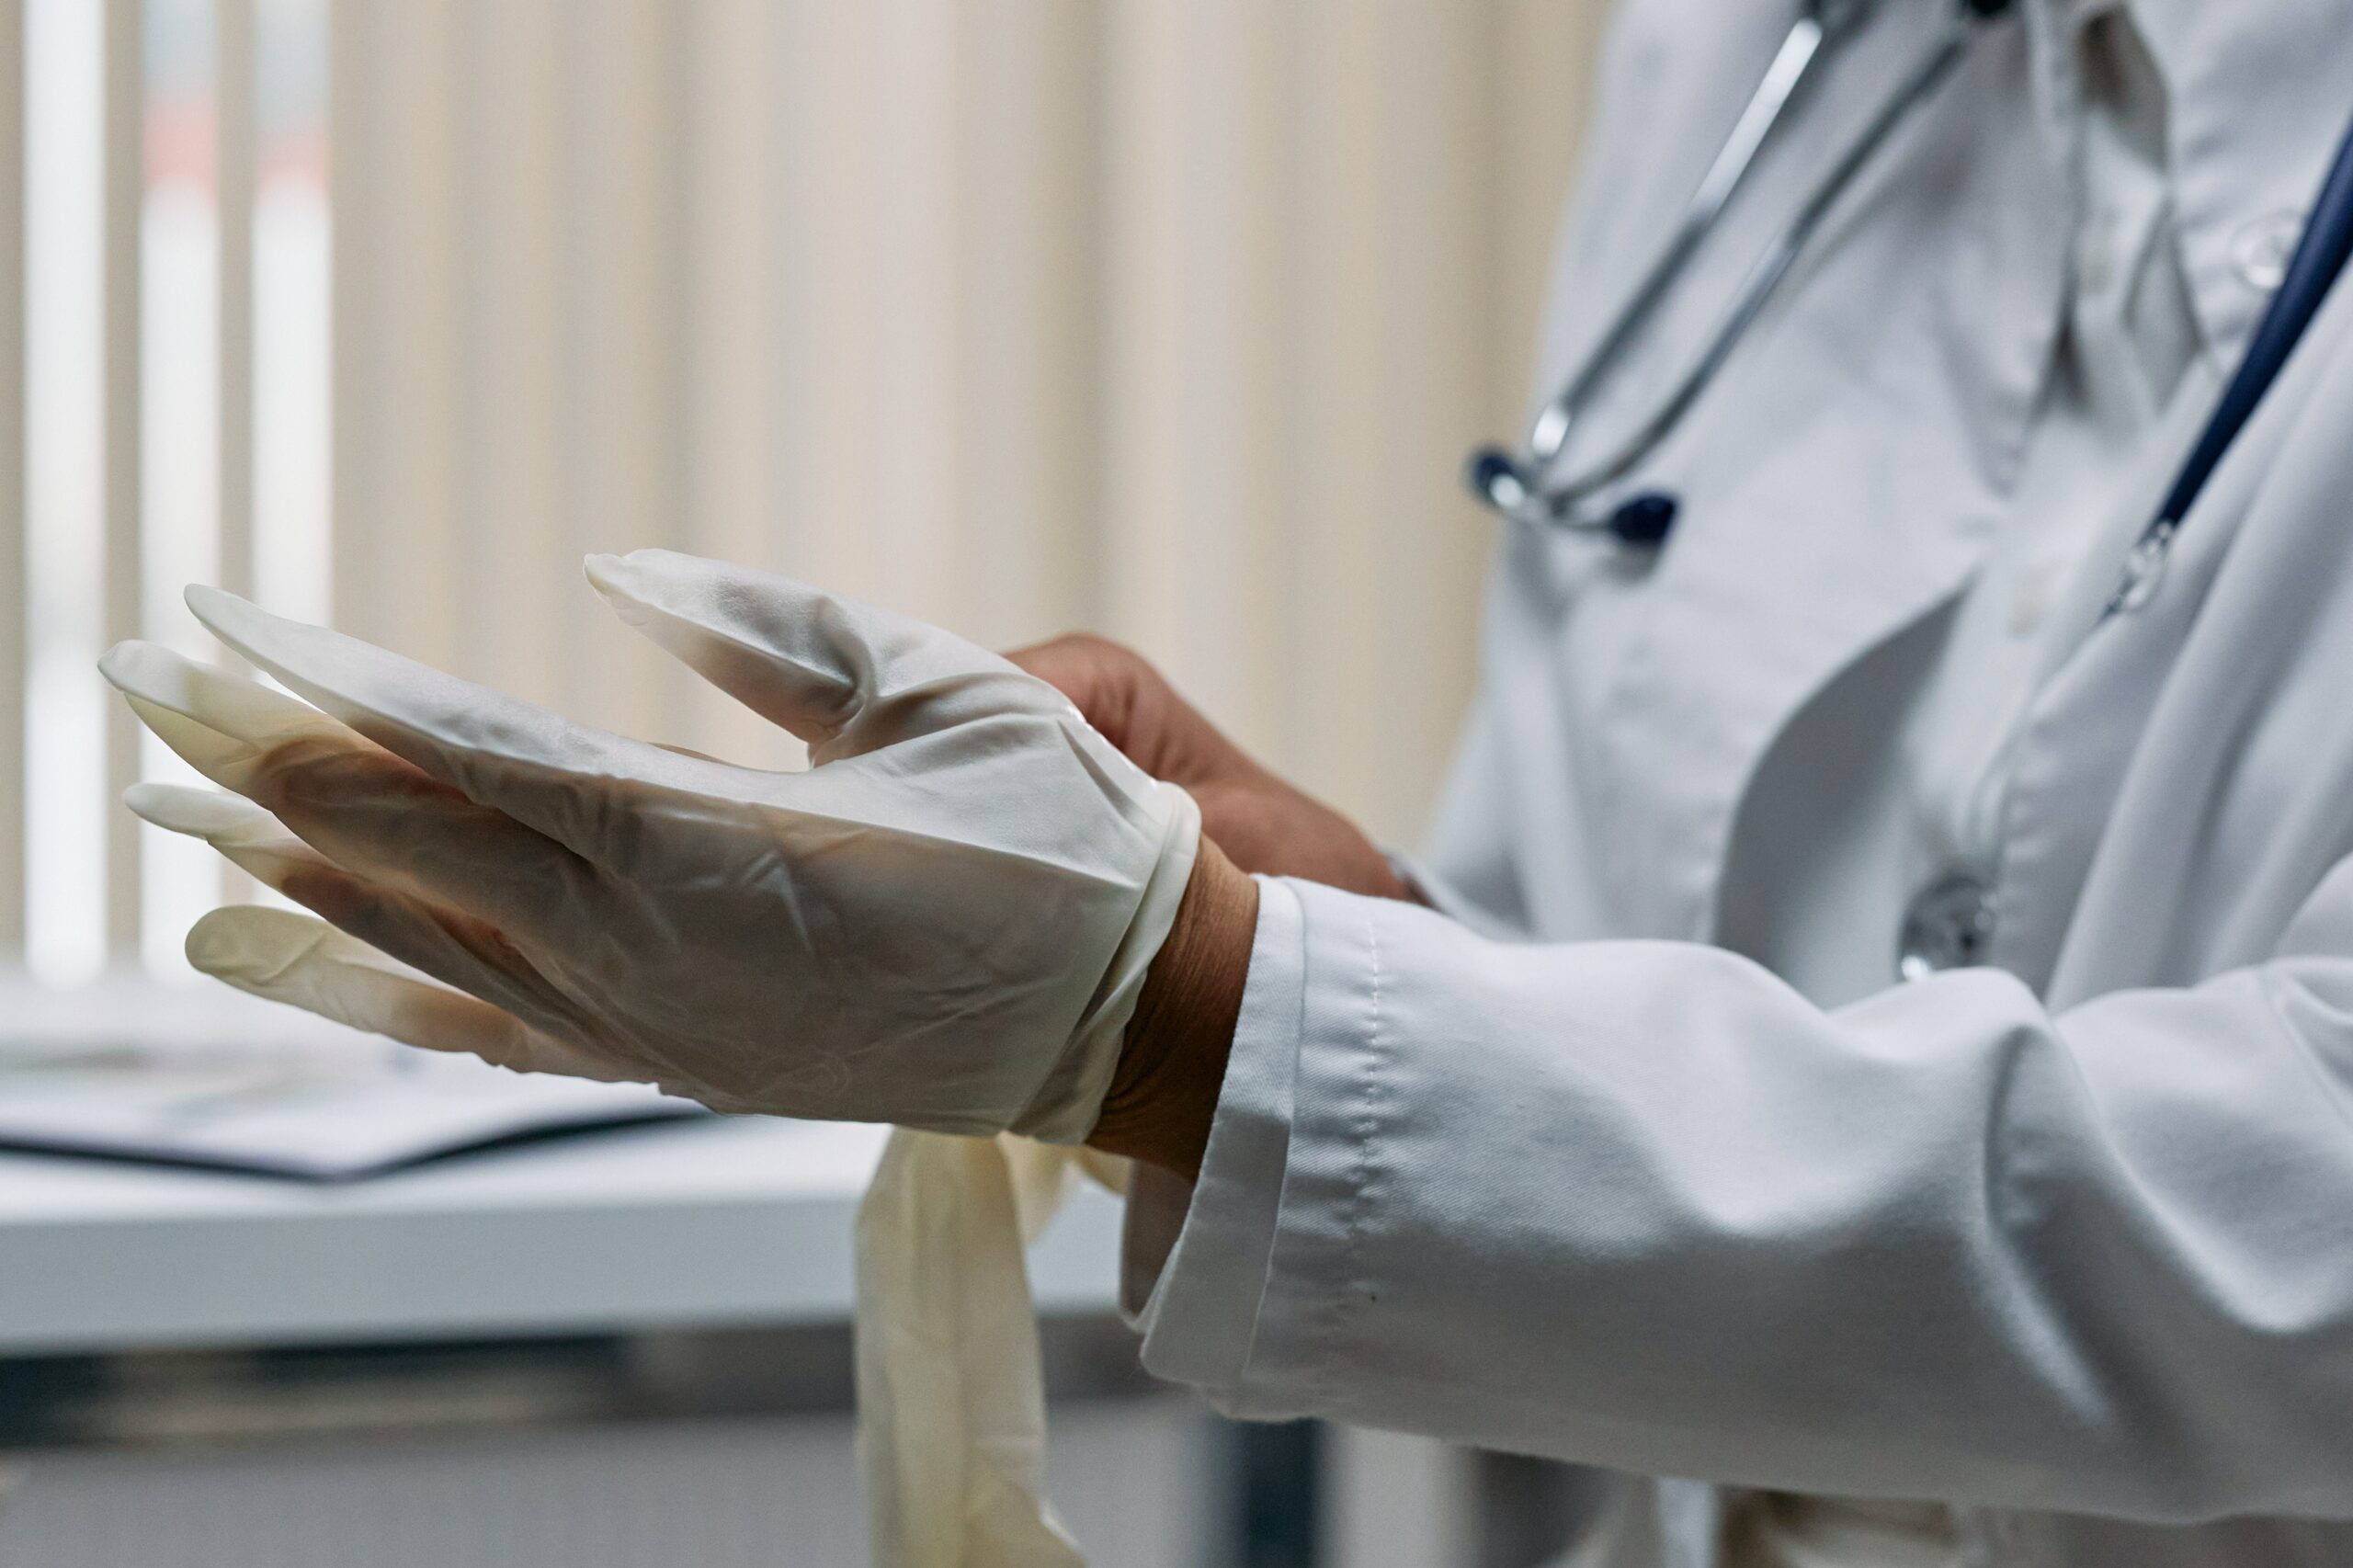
[1,0,1605,985]
[330,0,1605,810]
[0,6,1617,1563]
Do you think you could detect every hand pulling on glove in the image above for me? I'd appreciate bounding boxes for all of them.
[99,551,1205,1144]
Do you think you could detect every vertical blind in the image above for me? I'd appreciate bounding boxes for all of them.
[6,0,1604,985]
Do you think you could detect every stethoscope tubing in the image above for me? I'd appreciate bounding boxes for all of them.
[1468,0,2012,534]
[1557,10,1978,513]
[2102,102,2353,616]
[2158,111,2353,536]
[1523,10,1836,466]
[1475,0,2353,608]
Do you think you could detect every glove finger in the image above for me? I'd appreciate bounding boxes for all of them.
[585,549,1067,762]
[181,585,751,867]
[242,732,614,949]
[261,846,603,1060]
[187,840,621,1083]
[123,782,335,891]
[99,640,356,797]
[187,905,625,1083]
[107,648,608,943]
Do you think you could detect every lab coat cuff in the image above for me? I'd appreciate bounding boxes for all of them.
[1127,876,1303,1403]
[1205,877,1408,1417]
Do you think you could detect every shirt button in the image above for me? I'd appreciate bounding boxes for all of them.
[1897,868,1996,982]
[2233,210,2306,293]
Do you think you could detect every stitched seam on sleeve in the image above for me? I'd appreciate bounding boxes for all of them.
[1312,901,1386,1408]
[1228,885,1309,1387]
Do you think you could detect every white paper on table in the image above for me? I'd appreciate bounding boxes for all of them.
[0,1012,702,1181]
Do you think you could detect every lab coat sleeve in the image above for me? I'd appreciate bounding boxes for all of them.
[1120,880,1302,1406]
[1136,865,2353,1524]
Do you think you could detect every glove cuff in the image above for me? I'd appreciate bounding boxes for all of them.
[1007,781,1202,1144]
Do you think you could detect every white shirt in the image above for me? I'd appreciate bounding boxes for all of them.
[1121,0,2353,1562]
[1739,1,2214,1011]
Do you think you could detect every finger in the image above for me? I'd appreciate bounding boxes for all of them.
[183,584,725,864]
[196,844,619,1080]
[1004,635,1144,753]
[125,782,584,952]
[266,828,607,1057]
[186,906,626,1083]
[123,782,335,892]
[99,639,357,796]
[1002,638,1112,708]
[1005,635,1252,791]
[246,735,609,948]
[584,549,1070,762]
[107,653,603,942]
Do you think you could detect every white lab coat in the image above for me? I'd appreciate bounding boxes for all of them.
[1129,0,2353,1562]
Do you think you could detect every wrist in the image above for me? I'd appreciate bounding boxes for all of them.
[1087,838,1258,1180]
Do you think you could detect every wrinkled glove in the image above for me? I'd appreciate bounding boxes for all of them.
[97,550,1200,1143]
[855,1131,1130,1568]
[103,551,1202,1568]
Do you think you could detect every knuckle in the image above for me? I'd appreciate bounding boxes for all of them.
[1023,631,1155,694]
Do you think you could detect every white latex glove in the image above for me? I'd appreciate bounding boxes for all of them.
[105,555,1196,1565]
[856,1131,1130,1568]
[98,551,1201,1142]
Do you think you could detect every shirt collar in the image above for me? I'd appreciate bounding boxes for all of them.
[2017,0,2353,358]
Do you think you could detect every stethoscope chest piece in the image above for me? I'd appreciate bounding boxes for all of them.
[1465,446,1682,549]
[1605,492,1681,547]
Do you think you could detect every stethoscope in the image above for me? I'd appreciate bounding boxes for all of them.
[1464,0,2353,584]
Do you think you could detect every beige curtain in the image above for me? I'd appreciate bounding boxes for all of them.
[327,0,1606,846]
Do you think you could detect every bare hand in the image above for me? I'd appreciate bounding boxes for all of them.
[1006,634,1412,901]
[1009,634,1412,1177]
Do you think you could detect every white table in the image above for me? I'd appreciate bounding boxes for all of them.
[0,979,1124,1356]
[0,983,1203,1568]
[0,1118,1124,1355]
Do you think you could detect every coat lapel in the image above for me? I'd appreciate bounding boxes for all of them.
[1542,7,2075,939]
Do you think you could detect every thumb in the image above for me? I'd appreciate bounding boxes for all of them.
[584,550,1068,761]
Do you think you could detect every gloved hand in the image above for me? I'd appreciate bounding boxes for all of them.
[98,551,1201,1143]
